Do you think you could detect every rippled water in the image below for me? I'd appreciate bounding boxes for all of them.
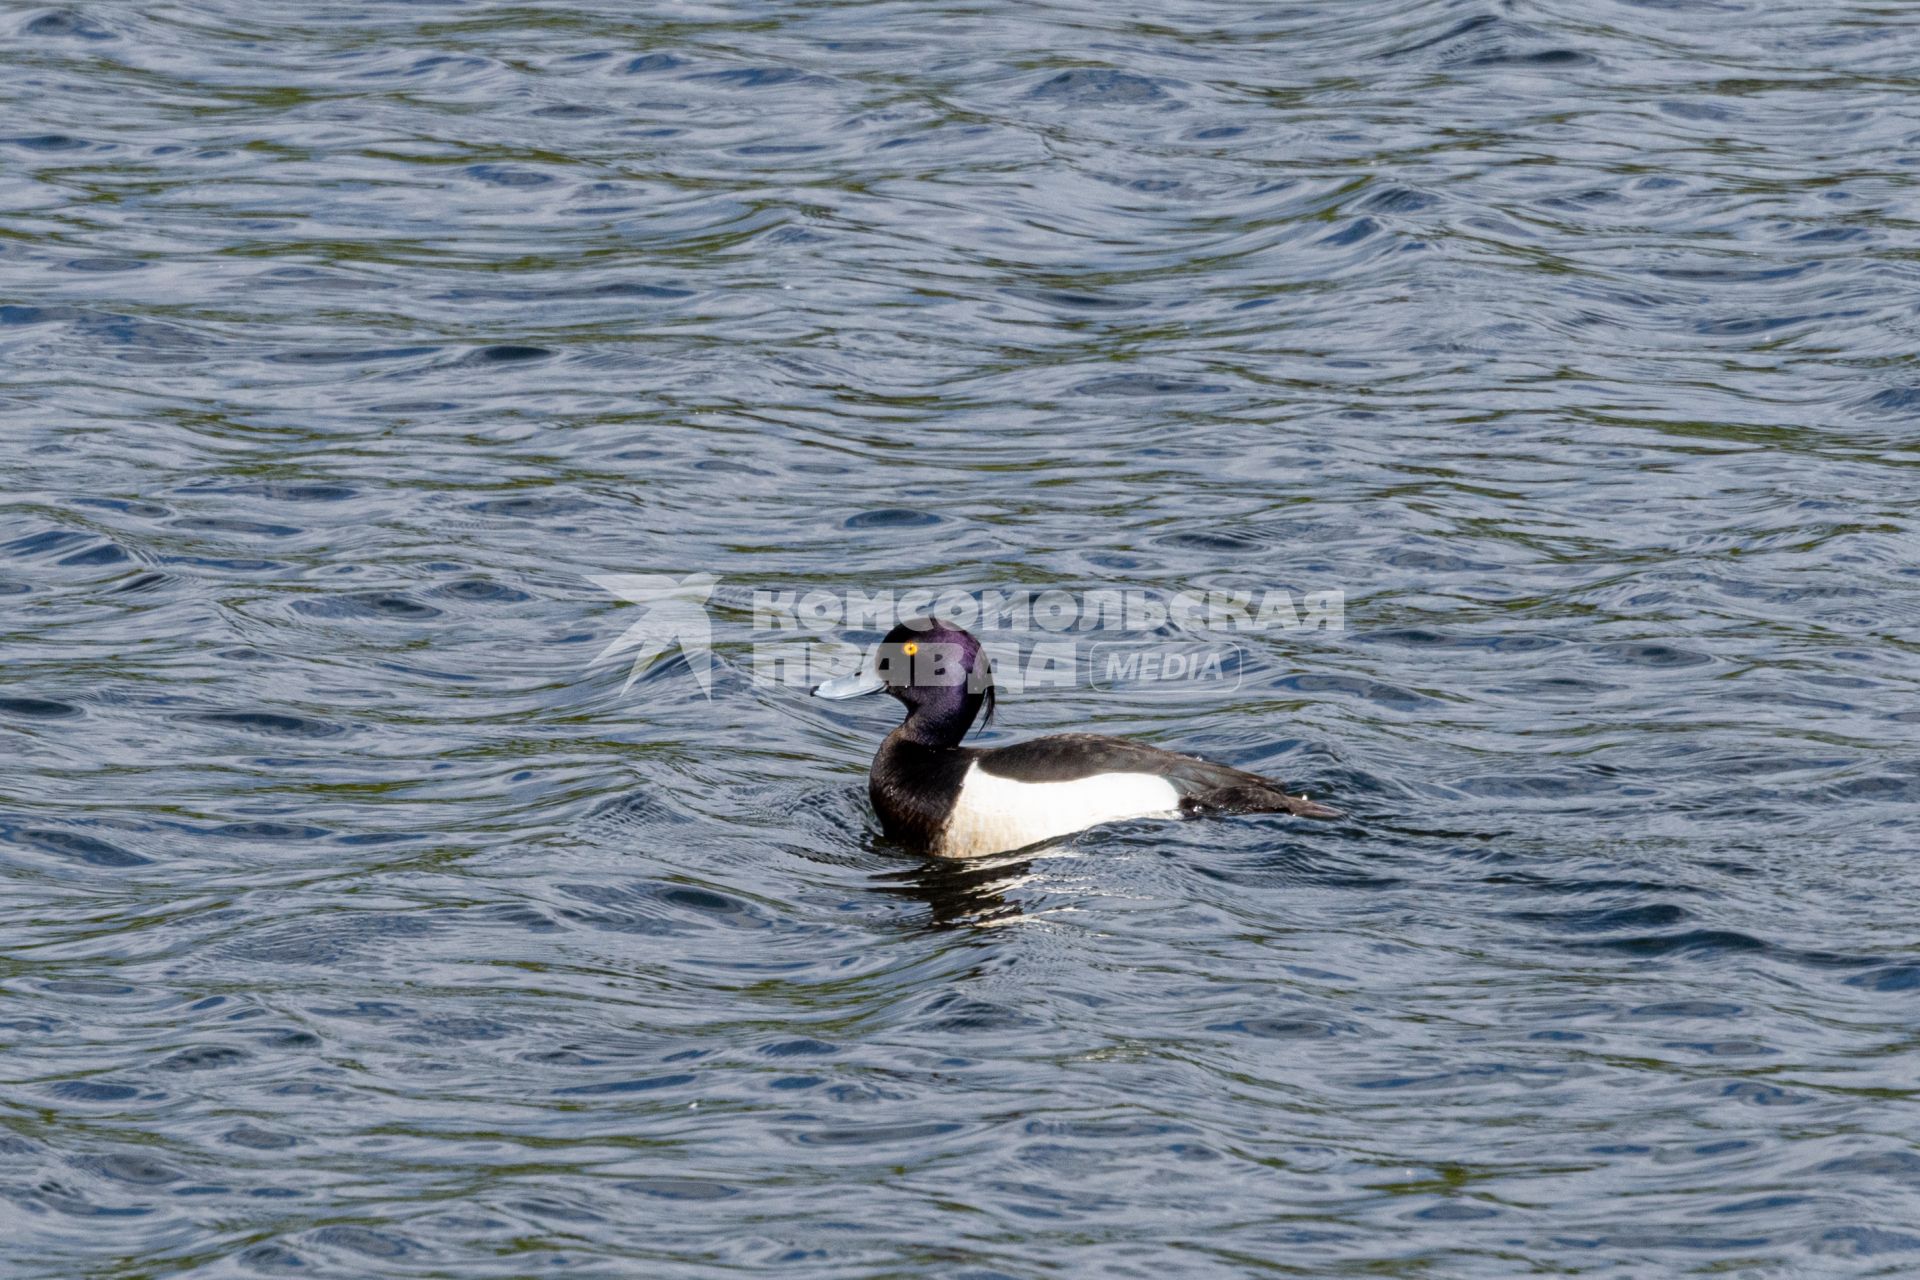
[4,0,1920,1274]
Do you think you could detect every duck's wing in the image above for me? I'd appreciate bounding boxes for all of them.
[975,734,1340,819]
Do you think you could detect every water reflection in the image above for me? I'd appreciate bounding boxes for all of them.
[871,848,1045,930]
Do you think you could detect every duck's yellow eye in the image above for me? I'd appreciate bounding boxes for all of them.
[902,642,919,656]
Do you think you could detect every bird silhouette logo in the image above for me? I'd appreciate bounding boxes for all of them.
[588,572,718,697]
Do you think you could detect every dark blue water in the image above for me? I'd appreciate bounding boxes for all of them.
[4,1,1919,1274]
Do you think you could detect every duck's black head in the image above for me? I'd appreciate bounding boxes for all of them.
[877,618,995,745]
[813,617,994,748]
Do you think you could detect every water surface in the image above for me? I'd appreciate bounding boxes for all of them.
[3,1,1919,1275]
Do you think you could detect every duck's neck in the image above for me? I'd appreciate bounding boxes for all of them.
[893,683,987,748]
[895,706,972,749]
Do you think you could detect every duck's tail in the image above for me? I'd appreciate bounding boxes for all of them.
[1189,781,1342,820]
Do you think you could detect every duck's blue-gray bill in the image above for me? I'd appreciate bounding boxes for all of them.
[812,670,886,700]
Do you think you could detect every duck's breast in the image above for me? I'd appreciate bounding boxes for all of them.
[936,762,1182,856]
